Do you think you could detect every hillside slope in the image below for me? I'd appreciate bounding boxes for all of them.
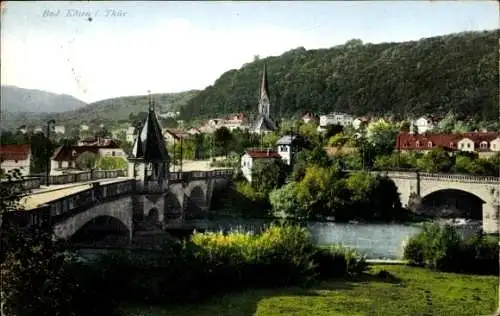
[180,30,498,121]
[51,90,200,124]
[1,85,87,113]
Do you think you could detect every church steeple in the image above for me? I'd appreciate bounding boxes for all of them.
[131,93,169,163]
[258,63,271,118]
[252,63,277,134]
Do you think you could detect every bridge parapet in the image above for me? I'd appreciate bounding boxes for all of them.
[365,170,500,183]
[1,169,128,191]
[418,173,500,184]
[2,179,136,229]
[168,169,233,183]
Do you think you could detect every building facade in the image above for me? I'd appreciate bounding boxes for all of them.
[396,132,500,157]
[0,144,31,176]
[240,149,281,182]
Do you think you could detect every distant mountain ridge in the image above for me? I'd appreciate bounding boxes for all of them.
[51,90,200,124]
[1,85,87,113]
[0,87,200,130]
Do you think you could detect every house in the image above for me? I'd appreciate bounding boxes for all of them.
[159,111,179,119]
[240,149,281,182]
[163,129,190,143]
[18,126,27,134]
[0,144,31,176]
[34,126,43,133]
[302,112,320,125]
[54,125,66,134]
[320,113,354,128]
[412,115,441,134]
[80,123,89,132]
[276,135,300,165]
[223,113,246,131]
[50,140,126,175]
[396,132,500,158]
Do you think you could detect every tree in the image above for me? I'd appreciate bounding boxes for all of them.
[269,182,307,218]
[436,111,457,133]
[29,133,56,174]
[213,127,232,157]
[76,152,97,170]
[0,170,72,316]
[416,149,453,173]
[251,159,289,195]
[96,157,127,170]
[261,132,279,148]
[96,127,112,138]
[366,119,398,156]
[399,121,410,132]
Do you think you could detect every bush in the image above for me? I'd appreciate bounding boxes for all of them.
[73,224,369,312]
[312,245,369,279]
[403,223,499,275]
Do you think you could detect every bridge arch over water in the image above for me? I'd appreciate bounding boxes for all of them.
[69,214,130,243]
[53,196,133,240]
[420,188,485,219]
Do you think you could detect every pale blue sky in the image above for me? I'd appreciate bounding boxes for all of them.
[1,1,498,103]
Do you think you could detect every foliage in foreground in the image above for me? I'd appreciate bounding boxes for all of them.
[122,265,499,316]
[90,225,368,305]
[403,223,499,275]
[0,224,368,316]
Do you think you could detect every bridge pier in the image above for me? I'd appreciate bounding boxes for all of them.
[483,202,500,234]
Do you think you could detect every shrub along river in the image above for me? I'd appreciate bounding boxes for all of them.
[76,218,484,260]
[185,218,483,259]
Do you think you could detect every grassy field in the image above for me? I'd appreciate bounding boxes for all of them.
[122,265,499,316]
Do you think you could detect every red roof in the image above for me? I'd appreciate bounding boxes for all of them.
[245,149,281,159]
[51,143,120,161]
[0,144,31,161]
[164,128,189,139]
[396,132,500,151]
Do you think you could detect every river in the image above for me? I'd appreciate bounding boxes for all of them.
[186,218,483,260]
[75,219,484,261]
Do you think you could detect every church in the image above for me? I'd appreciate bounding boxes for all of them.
[251,64,278,134]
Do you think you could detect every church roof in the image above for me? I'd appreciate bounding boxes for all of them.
[130,105,170,162]
[252,115,277,132]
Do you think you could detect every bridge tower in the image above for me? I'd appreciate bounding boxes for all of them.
[128,93,171,232]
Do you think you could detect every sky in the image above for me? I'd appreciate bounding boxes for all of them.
[1,1,498,104]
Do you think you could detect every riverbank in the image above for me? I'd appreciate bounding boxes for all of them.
[121,264,499,316]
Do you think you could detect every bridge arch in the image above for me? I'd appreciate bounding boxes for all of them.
[420,182,490,206]
[147,207,160,223]
[420,188,485,219]
[53,197,133,240]
[69,215,130,243]
[186,184,206,215]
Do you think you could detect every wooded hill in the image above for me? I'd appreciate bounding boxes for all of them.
[51,90,200,125]
[180,30,498,121]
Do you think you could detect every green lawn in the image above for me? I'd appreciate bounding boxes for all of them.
[122,265,499,316]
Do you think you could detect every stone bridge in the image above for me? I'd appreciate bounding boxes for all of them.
[374,171,500,234]
[2,169,233,241]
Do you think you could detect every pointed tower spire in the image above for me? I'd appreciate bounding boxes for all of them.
[258,63,270,118]
[253,63,277,134]
[260,63,269,101]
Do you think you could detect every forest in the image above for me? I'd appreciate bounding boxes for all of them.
[180,30,498,121]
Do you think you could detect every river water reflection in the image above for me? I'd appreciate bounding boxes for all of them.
[189,219,482,260]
